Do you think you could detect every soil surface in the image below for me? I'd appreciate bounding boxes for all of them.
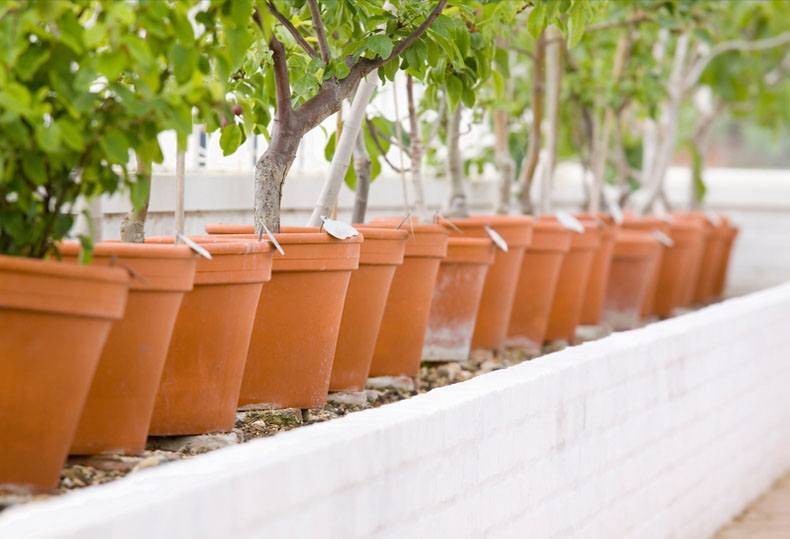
[0,346,545,512]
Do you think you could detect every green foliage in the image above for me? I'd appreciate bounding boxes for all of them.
[0,0,230,258]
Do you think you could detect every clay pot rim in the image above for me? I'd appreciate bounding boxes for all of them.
[146,235,272,255]
[205,224,363,246]
[444,237,496,265]
[447,214,533,227]
[353,225,409,240]
[2,253,129,284]
[58,240,195,260]
[569,227,601,250]
[613,231,661,256]
[0,254,129,320]
[367,218,449,235]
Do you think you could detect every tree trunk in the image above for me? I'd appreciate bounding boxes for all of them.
[689,87,718,209]
[540,26,562,215]
[352,129,372,223]
[518,30,546,214]
[589,32,630,213]
[493,108,513,214]
[446,103,468,218]
[641,32,690,214]
[406,75,429,220]
[175,150,185,242]
[308,75,377,227]
[120,158,151,243]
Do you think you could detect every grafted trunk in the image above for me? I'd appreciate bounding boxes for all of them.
[518,30,546,214]
[406,75,429,220]
[120,159,151,243]
[589,32,630,214]
[446,103,468,218]
[540,26,562,215]
[352,130,372,223]
[308,75,377,227]
[641,32,690,214]
[493,108,513,214]
[254,121,302,233]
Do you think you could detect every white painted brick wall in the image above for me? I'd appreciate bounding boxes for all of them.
[2,284,790,538]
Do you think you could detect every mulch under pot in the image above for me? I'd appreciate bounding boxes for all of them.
[651,219,705,318]
[147,237,272,435]
[423,237,495,362]
[446,215,533,352]
[713,222,739,298]
[57,242,196,455]
[367,219,449,378]
[507,218,571,353]
[0,255,128,492]
[603,231,662,330]
[619,215,671,318]
[329,226,407,393]
[206,225,362,409]
[578,215,616,326]
[544,218,601,343]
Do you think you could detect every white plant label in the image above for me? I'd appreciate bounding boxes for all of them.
[555,211,585,233]
[484,225,509,252]
[705,210,722,226]
[260,222,285,255]
[177,234,213,260]
[651,229,674,247]
[602,186,624,224]
[321,217,360,240]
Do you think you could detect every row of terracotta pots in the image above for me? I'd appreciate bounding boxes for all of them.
[0,211,737,493]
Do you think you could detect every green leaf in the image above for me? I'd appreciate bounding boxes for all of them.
[219,122,243,156]
[170,44,197,84]
[447,75,463,109]
[57,119,85,152]
[22,156,46,185]
[78,234,93,265]
[100,130,131,164]
[366,35,394,59]
[527,4,546,38]
[567,4,586,48]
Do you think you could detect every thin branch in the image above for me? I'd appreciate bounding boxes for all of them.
[365,118,410,173]
[270,36,293,116]
[684,30,790,91]
[307,0,331,64]
[267,1,319,60]
[384,0,448,64]
[544,12,652,44]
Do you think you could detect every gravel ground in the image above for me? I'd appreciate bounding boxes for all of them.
[0,345,547,511]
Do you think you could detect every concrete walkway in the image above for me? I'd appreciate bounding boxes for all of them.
[715,473,790,538]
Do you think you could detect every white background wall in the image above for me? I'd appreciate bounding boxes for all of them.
[3,283,790,538]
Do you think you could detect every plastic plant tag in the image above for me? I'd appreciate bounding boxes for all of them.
[651,229,674,247]
[705,210,722,226]
[177,234,212,260]
[321,217,360,240]
[555,210,585,233]
[259,222,285,255]
[602,186,624,224]
[484,224,509,252]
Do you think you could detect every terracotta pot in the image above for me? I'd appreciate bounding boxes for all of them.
[57,242,196,454]
[146,237,272,435]
[619,216,670,318]
[675,212,730,304]
[446,215,533,351]
[544,219,600,343]
[673,213,711,307]
[713,223,739,298]
[206,225,362,409]
[507,219,572,352]
[578,216,616,326]
[603,231,661,330]
[423,237,495,362]
[367,219,448,377]
[330,227,407,392]
[651,220,705,318]
[0,255,128,492]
